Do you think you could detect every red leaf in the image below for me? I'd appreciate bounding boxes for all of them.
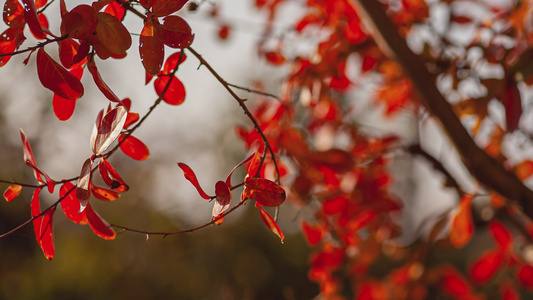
[98,158,129,192]
[53,94,76,121]
[90,185,120,201]
[500,281,520,300]
[503,82,522,132]
[3,0,25,28]
[517,264,533,288]
[57,38,79,68]
[488,220,512,249]
[217,24,230,40]
[225,152,255,188]
[151,0,187,17]
[118,134,150,161]
[301,221,323,246]
[212,181,231,220]
[264,51,286,65]
[21,0,45,39]
[52,66,83,121]
[36,48,84,100]
[124,112,139,129]
[0,27,26,67]
[468,249,504,284]
[247,152,262,178]
[450,194,474,248]
[76,158,92,210]
[3,184,22,201]
[90,106,128,155]
[20,129,54,192]
[243,177,286,207]
[60,4,97,39]
[59,181,88,224]
[162,51,187,74]
[86,203,116,240]
[154,75,186,105]
[441,266,472,297]
[258,205,284,243]
[95,12,131,56]
[160,15,194,49]
[177,163,212,200]
[31,188,55,260]
[87,58,121,102]
[139,18,164,75]
[104,1,125,20]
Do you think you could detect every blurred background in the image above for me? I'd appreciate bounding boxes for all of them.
[0,0,320,299]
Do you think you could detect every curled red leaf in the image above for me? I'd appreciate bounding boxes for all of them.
[90,106,128,155]
[86,203,116,240]
[258,205,284,243]
[177,163,212,200]
[98,158,129,192]
[91,184,121,201]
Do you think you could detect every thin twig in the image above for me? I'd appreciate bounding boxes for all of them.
[0,35,68,58]
[187,47,282,184]
[111,198,248,236]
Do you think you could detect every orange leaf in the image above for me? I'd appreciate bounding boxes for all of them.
[90,184,121,201]
[3,184,21,201]
[118,134,150,161]
[98,158,129,192]
[154,75,186,105]
[59,181,88,224]
[243,177,286,207]
[258,205,284,243]
[21,0,45,39]
[36,48,84,100]
[95,12,131,56]
[139,18,164,75]
[177,162,212,200]
[468,249,504,284]
[450,194,474,248]
[86,203,116,240]
[31,188,55,260]
[160,15,194,49]
[515,160,533,180]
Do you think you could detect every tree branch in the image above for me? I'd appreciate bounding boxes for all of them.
[351,0,533,217]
